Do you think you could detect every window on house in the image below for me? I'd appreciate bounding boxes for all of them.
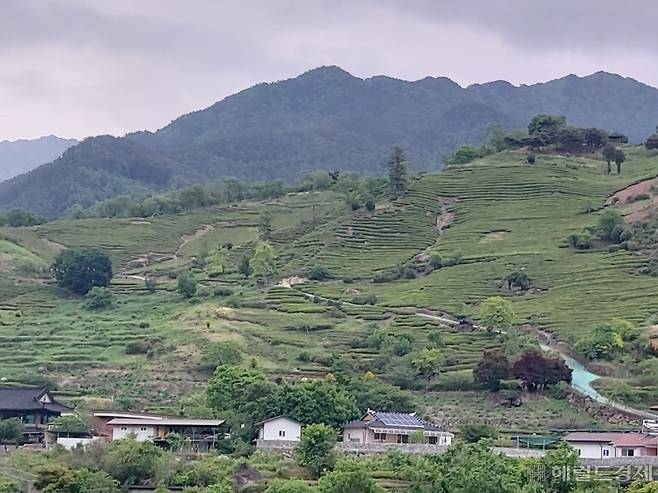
[428,436,437,445]
[374,433,386,441]
[622,449,635,457]
[397,434,409,444]
[603,449,610,457]
[278,430,286,438]
[120,426,127,431]
[140,427,147,431]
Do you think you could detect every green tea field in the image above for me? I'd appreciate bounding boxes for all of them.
[2,147,658,428]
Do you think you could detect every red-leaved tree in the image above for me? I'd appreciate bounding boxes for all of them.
[512,351,572,391]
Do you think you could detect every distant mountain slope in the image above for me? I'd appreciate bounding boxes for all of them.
[0,136,78,183]
[3,67,658,218]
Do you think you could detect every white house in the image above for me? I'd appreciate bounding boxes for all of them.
[341,410,453,446]
[109,418,157,441]
[562,432,658,459]
[256,416,302,442]
[562,432,618,459]
[93,411,165,442]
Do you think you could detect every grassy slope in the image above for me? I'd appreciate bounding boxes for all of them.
[305,148,658,341]
[1,149,656,428]
[20,191,342,269]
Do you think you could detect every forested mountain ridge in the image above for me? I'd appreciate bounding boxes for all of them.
[3,67,658,218]
[0,135,78,183]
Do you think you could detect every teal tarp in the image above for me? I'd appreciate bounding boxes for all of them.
[515,436,561,448]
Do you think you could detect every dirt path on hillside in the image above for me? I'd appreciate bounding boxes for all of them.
[118,223,217,275]
[40,237,67,253]
[607,177,658,223]
[435,196,456,237]
[436,211,454,236]
[175,224,214,257]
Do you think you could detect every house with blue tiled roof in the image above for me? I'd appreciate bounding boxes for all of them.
[341,410,453,446]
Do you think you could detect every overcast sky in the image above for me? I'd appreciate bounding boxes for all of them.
[2,0,658,141]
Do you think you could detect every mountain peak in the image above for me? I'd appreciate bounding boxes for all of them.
[412,76,462,90]
[467,79,515,90]
[589,70,624,79]
[0,136,79,183]
[1,135,77,145]
[297,65,357,81]
[583,71,647,86]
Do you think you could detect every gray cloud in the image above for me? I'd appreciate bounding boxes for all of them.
[1,0,657,140]
[393,0,658,53]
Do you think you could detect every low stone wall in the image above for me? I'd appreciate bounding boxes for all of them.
[256,440,545,458]
[336,442,450,455]
[493,447,545,458]
[580,456,658,467]
[256,439,297,451]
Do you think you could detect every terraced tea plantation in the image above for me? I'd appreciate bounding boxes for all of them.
[304,149,658,341]
[281,179,445,276]
[1,147,658,426]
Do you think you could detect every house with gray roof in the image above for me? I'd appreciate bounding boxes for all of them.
[0,386,70,443]
[341,410,453,446]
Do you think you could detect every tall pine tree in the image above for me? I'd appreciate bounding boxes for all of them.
[386,146,408,200]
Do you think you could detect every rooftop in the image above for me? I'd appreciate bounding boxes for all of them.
[562,432,624,443]
[342,420,369,430]
[612,433,658,448]
[375,412,425,428]
[342,410,447,432]
[255,415,302,426]
[94,410,168,420]
[107,418,224,427]
[0,386,69,413]
[562,432,658,445]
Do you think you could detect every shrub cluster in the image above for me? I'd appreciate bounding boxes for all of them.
[351,293,377,305]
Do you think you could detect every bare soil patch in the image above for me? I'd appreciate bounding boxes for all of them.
[607,177,658,223]
[479,231,509,243]
[607,178,658,205]
[435,196,456,237]
[278,276,308,288]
